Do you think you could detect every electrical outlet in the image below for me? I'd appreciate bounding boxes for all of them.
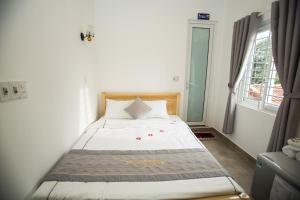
[9,81,20,99]
[0,82,11,102]
[8,81,27,99]
[172,76,180,82]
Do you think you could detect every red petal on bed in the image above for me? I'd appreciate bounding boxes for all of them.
[159,130,164,132]
[148,133,153,137]
[136,137,142,140]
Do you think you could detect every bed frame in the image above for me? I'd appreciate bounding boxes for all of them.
[100,92,181,116]
[100,92,250,200]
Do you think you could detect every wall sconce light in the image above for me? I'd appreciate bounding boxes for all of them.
[80,25,95,42]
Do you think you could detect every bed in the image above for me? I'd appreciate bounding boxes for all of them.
[32,92,249,200]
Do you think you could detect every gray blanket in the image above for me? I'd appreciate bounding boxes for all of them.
[44,148,229,182]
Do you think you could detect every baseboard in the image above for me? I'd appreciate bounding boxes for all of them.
[210,128,256,163]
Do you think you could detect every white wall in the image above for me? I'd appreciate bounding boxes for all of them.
[0,1,97,199]
[94,0,275,158]
[94,0,227,113]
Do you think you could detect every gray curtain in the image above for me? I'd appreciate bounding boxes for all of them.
[223,13,260,134]
[267,0,300,152]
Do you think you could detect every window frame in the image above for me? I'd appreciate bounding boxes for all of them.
[237,22,282,113]
[262,62,281,112]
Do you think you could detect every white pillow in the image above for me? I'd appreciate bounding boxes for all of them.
[105,99,134,119]
[143,100,169,119]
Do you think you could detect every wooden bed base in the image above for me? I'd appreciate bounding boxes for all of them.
[100,92,250,200]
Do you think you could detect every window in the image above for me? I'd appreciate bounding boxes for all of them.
[239,29,283,112]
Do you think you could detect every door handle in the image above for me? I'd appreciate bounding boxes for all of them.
[189,82,197,87]
[186,82,190,90]
[186,82,196,90]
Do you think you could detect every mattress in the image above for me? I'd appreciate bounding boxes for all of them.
[32,116,242,200]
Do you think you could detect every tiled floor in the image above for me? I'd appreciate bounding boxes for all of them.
[201,135,256,194]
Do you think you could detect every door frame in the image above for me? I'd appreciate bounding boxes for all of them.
[183,19,216,126]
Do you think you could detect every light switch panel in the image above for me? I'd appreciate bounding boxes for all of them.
[0,81,27,102]
[16,81,27,98]
[0,82,11,102]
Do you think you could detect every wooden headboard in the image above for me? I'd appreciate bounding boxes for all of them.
[100,92,180,116]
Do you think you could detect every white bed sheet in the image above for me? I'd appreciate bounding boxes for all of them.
[32,116,242,200]
[74,116,203,150]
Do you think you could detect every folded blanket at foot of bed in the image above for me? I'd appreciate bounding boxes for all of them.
[296,152,300,162]
[44,148,229,182]
[282,145,300,162]
[282,145,297,158]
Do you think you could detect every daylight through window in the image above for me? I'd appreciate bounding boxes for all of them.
[239,30,283,111]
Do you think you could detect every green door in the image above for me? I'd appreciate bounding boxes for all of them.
[186,26,210,123]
